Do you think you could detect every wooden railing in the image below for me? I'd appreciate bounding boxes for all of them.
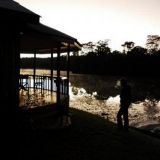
[19,74,69,95]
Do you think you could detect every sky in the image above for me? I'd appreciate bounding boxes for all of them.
[16,0,160,51]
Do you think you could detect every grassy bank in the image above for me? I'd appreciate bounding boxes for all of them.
[14,108,160,160]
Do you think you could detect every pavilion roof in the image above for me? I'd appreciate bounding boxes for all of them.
[0,0,81,53]
[21,23,82,53]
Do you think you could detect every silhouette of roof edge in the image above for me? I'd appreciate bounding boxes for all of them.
[0,0,40,17]
[27,23,77,42]
[21,23,82,53]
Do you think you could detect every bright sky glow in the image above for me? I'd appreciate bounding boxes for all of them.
[16,0,160,51]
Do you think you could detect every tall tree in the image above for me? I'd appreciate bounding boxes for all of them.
[146,35,160,53]
[112,50,122,55]
[95,39,111,55]
[82,41,95,55]
[128,46,147,56]
[121,41,135,54]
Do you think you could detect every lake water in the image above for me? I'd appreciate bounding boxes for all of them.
[21,69,160,132]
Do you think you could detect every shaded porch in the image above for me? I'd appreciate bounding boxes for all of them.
[20,23,81,108]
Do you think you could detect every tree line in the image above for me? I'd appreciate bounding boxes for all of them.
[21,35,160,76]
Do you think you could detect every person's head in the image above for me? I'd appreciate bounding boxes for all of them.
[120,78,127,87]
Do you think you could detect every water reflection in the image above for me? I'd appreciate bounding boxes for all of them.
[70,86,160,130]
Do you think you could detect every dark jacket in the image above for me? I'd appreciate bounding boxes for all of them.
[120,84,131,107]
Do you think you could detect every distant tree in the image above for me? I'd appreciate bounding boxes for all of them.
[82,41,95,55]
[128,46,147,56]
[95,39,111,55]
[112,50,122,55]
[121,41,135,54]
[146,35,160,54]
[86,51,97,57]
[154,50,160,55]
[72,51,79,56]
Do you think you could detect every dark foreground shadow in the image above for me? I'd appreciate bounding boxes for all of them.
[4,108,160,160]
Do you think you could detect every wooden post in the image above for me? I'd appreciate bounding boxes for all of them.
[66,44,70,111]
[56,43,61,106]
[51,49,53,92]
[33,52,36,91]
[67,43,70,96]
[0,29,20,128]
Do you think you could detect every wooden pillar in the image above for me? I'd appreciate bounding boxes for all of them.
[0,27,20,128]
[66,43,70,109]
[56,43,61,106]
[50,49,53,92]
[33,52,36,90]
[67,43,70,96]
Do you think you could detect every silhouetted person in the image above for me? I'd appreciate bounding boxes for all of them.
[117,78,131,131]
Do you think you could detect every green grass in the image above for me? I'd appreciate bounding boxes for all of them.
[17,108,160,160]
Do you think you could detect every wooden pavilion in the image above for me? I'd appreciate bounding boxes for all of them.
[0,0,81,127]
[20,23,81,108]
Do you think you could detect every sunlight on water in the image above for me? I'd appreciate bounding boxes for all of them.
[105,95,120,106]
